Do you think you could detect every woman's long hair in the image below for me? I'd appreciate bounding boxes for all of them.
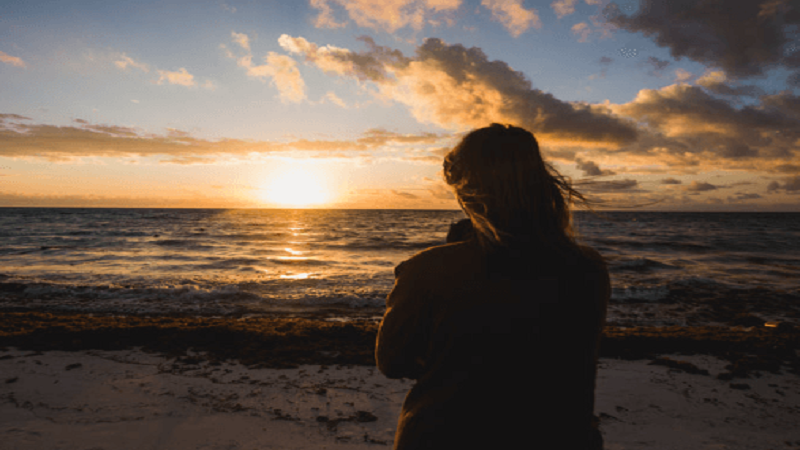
[443,123,588,262]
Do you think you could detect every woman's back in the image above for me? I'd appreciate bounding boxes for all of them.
[376,123,610,449]
[376,237,609,449]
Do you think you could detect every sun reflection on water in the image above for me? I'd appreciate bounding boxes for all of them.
[280,273,311,280]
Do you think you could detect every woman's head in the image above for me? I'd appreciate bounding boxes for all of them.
[443,123,585,252]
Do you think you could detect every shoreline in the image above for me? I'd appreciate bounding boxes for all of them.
[2,311,799,378]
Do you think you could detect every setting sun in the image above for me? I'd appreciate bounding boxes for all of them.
[261,167,330,207]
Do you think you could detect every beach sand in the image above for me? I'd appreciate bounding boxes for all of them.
[1,312,799,449]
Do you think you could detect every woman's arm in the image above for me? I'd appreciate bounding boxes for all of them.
[374,261,430,380]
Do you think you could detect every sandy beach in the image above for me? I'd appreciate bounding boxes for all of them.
[1,312,799,449]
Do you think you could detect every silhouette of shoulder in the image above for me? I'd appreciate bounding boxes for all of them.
[394,240,480,281]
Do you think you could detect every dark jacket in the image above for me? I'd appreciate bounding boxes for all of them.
[375,238,610,449]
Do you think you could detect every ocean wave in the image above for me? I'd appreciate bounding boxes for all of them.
[267,258,330,266]
[611,257,678,272]
[152,239,217,249]
[0,279,387,316]
[611,285,670,303]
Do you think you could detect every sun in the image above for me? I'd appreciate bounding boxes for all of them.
[261,167,330,207]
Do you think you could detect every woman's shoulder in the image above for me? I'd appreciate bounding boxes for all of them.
[575,244,607,269]
[394,240,480,278]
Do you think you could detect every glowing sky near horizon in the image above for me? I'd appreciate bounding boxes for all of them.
[1,0,799,210]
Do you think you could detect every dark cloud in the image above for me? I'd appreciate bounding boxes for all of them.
[788,71,800,87]
[696,71,766,97]
[718,142,759,159]
[644,56,670,75]
[661,178,682,184]
[575,158,615,176]
[729,193,762,201]
[761,91,800,118]
[603,0,800,79]
[772,163,800,174]
[578,179,641,192]
[767,176,800,192]
[684,181,719,192]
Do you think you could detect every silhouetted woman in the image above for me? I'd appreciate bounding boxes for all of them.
[375,124,610,449]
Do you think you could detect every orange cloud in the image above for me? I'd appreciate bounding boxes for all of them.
[552,0,579,19]
[481,0,540,37]
[114,53,149,72]
[0,51,26,68]
[571,22,591,43]
[0,116,451,161]
[230,32,307,103]
[156,68,195,87]
[309,0,462,33]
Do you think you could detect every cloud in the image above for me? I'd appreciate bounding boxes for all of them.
[728,193,762,202]
[114,53,149,72]
[575,158,614,176]
[0,190,256,208]
[695,70,765,97]
[602,0,800,79]
[309,0,462,33]
[230,33,307,103]
[0,115,450,161]
[643,56,670,76]
[788,71,800,87]
[391,189,419,199]
[0,50,27,68]
[281,35,639,146]
[572,22,591,43]
[771,163,800,174]
[552,0,579,19]
[760,91,800,118]
[310,0,348,28]
[279,34,398,83]
[578,179,641,193]
[588,56,612,79]
[661,178,681,184]
[231,32,251,51]
[0,114,32,122]
[247,53,307,103]
[481,0,541,37]
[321,91,347,107]
[156,68,196,87]
[684,181,718,192]
[673,68,693,83]
[767,176,800,192]
[607,83,800,168]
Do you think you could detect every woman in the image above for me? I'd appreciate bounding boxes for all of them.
[375,124,610,449]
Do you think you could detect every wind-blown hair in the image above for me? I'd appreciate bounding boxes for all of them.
[443,123,588,258]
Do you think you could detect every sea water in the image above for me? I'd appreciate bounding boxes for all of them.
[1,208,798,326]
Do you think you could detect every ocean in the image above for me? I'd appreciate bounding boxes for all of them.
[1,208,798,327]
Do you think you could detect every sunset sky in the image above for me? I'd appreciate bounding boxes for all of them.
[1,0,799,210]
